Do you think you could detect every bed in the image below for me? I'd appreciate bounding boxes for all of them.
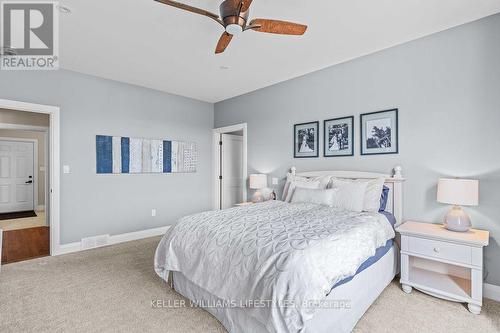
[155,167,405,333]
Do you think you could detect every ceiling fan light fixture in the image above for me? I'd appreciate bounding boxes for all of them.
[225,24,243,35]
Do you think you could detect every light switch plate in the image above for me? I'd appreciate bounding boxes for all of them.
[272,177,279,185]
[63,165,70,174]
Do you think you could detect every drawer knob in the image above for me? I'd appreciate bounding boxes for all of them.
[433,247,440,253]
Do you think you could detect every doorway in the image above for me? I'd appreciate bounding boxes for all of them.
[0,107,51,264]
[213,124,247,210]
[0,139,37,213]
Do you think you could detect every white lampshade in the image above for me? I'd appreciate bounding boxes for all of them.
[249,174,267,190]
[437,178,479,206]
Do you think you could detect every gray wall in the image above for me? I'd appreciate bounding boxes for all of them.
[215,13,500,285]
[0,70,213,244]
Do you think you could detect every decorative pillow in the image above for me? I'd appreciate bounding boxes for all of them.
[379,185,390,212]
[284,180,321,203]
[363,177,386,212]
[328,177,386,212]
[291,188,338,206]
[329,179,368,212]
[282,173,331,201]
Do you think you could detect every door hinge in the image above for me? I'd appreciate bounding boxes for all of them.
[219,175,222,180]
[219,141,222,146]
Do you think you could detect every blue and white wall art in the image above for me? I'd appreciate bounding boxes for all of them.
[96,135,197,174]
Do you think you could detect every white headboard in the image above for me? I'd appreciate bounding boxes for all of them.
[290,166,405,225]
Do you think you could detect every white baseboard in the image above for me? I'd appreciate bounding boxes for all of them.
[107,226,169,245]
[55,241,81,255]
[36,205,45,212]
[484,283,500,302]
[53,225,170,256]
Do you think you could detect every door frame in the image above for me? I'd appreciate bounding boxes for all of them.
[0,99,60,256]
[212,123,247,210]
[0,137,39,212]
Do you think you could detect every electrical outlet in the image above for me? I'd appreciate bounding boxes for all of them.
[272,177,279,185]
[151,209,156,217]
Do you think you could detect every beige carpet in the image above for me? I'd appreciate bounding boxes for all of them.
[0,237,499,333]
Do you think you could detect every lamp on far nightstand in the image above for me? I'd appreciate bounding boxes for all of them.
[437,178,479,232]
[250,174,267,203]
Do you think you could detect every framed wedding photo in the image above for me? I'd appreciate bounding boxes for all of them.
[360,109,399,155]
[294,121,319,158]
[324,116,354,157]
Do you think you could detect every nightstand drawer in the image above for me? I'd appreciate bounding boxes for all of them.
[408,237,471,264]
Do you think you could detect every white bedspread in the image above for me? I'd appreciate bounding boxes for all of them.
[154,201,394,333]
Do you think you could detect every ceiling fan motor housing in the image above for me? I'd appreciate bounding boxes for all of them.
[220,0,249,30]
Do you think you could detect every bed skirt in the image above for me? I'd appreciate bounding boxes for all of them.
[172,244,399,333]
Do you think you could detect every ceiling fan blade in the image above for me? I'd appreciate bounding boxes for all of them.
[215,32,233,54]
[240,0,253,12]
[248,19,307,35]
[155,0,223,26]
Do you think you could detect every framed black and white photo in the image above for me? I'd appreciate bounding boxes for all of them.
[294,121,319,158]
[324,116,354,157]
[360,109,399,155]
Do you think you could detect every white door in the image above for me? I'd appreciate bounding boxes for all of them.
[221,134,244,209]
[0,140,35,213]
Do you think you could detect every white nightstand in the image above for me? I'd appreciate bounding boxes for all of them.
[396,221,489,314]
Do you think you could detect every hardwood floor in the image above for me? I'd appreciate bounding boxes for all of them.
[1,226,50,264]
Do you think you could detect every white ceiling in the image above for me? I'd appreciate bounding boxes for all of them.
[59,0,500,103]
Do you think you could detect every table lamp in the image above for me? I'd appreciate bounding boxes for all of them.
[250,174,267,203]
[437,178,479,232]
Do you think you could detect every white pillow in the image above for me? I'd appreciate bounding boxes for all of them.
[363,177,386,212]
[284,180,321,203]
[291,188,338,206]
[282,173,331,201]
[328,177,386,212]
[329,179,368,212]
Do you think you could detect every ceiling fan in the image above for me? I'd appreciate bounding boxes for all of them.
[154,0,307,54]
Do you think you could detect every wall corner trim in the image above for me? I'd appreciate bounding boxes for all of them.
[53,225,170,256]
[484,283,500,302]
